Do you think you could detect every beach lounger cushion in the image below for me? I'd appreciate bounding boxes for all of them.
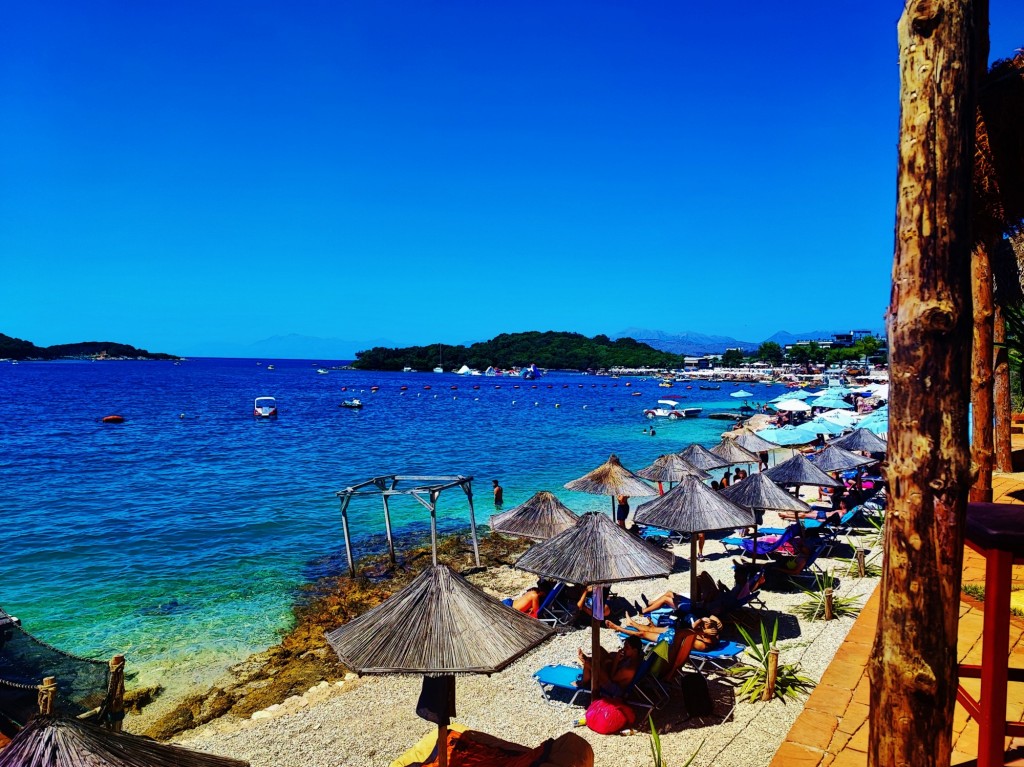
[389,722,594,767]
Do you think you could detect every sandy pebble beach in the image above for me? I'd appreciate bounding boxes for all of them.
[171,508,879,767]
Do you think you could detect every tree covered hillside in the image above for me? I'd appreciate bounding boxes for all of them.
[352,331,684,371]
[0,333,178,360]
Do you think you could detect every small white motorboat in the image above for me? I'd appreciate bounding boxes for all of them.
[317,368,329,374]
[254,396,278,418]
[340,398,363,409]
[644,400,703,419]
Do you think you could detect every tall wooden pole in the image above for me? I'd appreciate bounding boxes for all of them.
[971,238,995,502]
[868,2,983,765]
[994,303,1013,471]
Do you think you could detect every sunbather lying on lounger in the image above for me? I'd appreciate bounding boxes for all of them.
[577,635,643,697]
[608,614,722,652]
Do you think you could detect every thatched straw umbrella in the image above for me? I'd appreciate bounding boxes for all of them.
[563,454,654,519]
[636,454,711,494]
[490,491,579,541]
[807,444,877,474]
[677,443,730,472]
[829,427,888,454]
[974,52,1024,243]
[327,564,554,767]
[720,472,812,560]
[0,715,249,767]
[764,453,843,514]
[710,439,760,475]
[514,512,673,699]
[634,476,754,598]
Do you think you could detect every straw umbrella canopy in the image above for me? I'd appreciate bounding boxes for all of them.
[327,564,554,766]
[729,429,779,453]
[564,454,655,518]
[515,511,673,699]
[710,439,760,473]
[764,454,843,513]
[807,444,877,474]
[490,491,579,541]
[0,715,249,767]
[830,427,889,454]
[636,453,711,493]
[720,472,812,559]
[677,443,731,471]
[634,476,755,597]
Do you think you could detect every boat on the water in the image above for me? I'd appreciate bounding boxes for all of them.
[254,396,278,418]
[699,384,721,390]
[340,398,363,409]
[317,368,329,374]
[643,399,702,419]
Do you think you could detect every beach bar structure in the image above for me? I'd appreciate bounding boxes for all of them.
[335,475,479,577]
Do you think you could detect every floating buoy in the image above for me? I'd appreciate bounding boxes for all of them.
[102,415,125,424]
[370,386,379,392]
[400,386,408,391]
[625,382,631,387]
[341,387,348,391]
[450,385,458,390]
[424,385,432,390]
[555,404,560,408]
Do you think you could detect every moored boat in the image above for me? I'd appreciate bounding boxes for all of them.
[254,396,278,418]
[340,398,363,409]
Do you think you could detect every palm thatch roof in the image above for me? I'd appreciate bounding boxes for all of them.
[807,444,877,474]
[0,715,249,767]
[764,454,843,488]
[489,491,579,541]
[710,439,760,466]
[677,444,731,471]
[635,454,711,482]
[326,564,554,674]
[974,51,1024,241]
[719,472,812,514]
[514,512,674,585]
[634,476,755,533]
[563,454,654,498]
[829,428,888,454]
[730,429,782,454]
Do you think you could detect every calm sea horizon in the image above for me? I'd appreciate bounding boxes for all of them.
[0,357,786,693]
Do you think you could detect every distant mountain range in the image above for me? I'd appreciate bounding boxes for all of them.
[613,327,879,356]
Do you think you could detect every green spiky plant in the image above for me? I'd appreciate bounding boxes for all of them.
[793,569,863,620]
[648,715,701,767]
[724,620,816,703]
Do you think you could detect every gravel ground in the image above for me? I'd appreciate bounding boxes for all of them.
[174,515,880,767]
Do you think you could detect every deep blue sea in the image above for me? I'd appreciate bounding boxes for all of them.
[0,358,788,691]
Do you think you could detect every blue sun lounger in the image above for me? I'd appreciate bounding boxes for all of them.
[534,642,664,709]
[688,640,746,675]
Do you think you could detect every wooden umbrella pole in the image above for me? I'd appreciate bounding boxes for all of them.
[994,303,1013,472]
[590,614,602,700]
[437,724,448,767]
[970,237,995,502]
[689,536,698,600]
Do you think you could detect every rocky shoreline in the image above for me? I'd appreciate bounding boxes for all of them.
[128,531,533,740]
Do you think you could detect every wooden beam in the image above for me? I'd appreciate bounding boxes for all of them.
[994,303,1013,472]
[971,238,995,502]
[868,1,984,765]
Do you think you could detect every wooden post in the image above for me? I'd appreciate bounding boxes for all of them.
[108,655,125,732]
[856,549,867,578]
[429,491,439,566]
[994,303,1013,472]
[763,649,779,702]
[971,238,995,502]
[824,588,834,621]
[689,535,699,599]
[38,676,56,715]
[868,2,983,766]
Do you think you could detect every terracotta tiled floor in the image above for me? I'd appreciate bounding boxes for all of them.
[767,473,1024,767]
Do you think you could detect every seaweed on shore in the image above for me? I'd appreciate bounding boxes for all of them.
[141,531,531,741]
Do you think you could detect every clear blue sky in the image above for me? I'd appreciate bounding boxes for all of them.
[3,2,1022,356]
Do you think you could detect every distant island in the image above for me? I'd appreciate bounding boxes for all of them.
[352,331,685,371]
[0,333,179,361]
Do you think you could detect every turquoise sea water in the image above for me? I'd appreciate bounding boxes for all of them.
[0,358,787,689]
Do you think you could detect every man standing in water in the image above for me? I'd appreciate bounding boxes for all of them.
[492,479,503,510]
